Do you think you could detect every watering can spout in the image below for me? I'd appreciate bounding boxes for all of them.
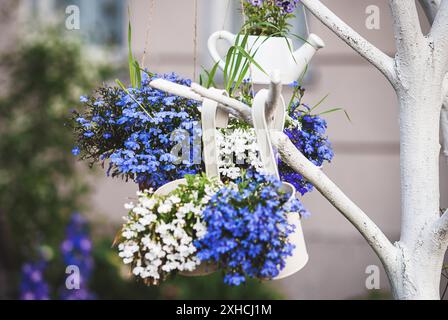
[292,33,325,78]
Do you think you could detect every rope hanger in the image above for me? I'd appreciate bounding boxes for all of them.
[140,0,199,80]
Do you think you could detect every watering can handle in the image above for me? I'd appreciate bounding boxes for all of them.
[207,30,236,71]
[201,89,229,179]
[252,89,287,179]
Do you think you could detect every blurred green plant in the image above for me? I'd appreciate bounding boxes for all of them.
[0,32,110,298]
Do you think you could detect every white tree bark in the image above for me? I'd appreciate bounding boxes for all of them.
[301,0,448,299]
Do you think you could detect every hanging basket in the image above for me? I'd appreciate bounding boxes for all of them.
[251,89,309,279]
[208,30,325,84]
[150,89,229,277]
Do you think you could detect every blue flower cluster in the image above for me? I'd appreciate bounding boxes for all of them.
[72,72,202,189]
[195,170,308,286]
[59,213,95,300]
[19,260,50,300]
[279,106,334,195]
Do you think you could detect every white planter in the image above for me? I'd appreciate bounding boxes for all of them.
[252,89,309,279]
[208,31,325,84]
[153,178,218,277]
[274,182,309,280]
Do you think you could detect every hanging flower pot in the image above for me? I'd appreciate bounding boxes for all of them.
[117,174,222,285]
[250,89,309,279]
[116,91,230,283]
[207,0,325,84]
[208,31,324,85]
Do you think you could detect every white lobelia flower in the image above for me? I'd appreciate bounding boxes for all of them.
[122,229,136,239]
[157,201,172,214]
[132,266,144,276]
[140,197,157,209]
[168,195,181,204]
[155,222,171,235]
[217,128,262,180]
[124,202,135,210]
[130,222,145,232]
[133,206,150,215]
[193,219,208,239]
[139,213,156,226]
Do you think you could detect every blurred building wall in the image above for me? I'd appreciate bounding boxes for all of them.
[8,0,448,299]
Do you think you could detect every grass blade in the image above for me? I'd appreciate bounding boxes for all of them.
[116,79,153,118]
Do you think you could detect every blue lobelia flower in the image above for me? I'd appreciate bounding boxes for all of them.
[73,72,203,189]
[195,170,309,286]
[279,106,334,195]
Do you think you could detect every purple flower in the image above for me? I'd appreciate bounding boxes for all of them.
[247,0,264,6]
[59,213,95,300]
[19,261,50,300]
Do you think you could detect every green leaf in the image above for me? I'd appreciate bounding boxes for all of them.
[318,108,351,122]
[233,44,267,76]
[127,7,141,88]
[127,10,136,88]
[133,60,142,88]
[310,93,329,112]
[205,62,219,88]
[115,79,153,118]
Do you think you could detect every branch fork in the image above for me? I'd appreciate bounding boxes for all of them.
[149,73,396,267]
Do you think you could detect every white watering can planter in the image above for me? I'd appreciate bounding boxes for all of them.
[251,89,309,279]
[151,84,308,280]
[208,31,325,85]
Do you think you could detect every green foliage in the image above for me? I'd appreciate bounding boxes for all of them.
[0,34,107,262]
[127,9,142,89]
[200,32,266,102]
[243,1,295,36]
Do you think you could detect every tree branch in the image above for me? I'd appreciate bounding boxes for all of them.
[418,0,441,23]
[300,0,397,88]
[441,102,448,162]
[435,209,448,249]
[389,0,425,59]
[150,79,253,123]
[266,70,282,124]
[149,78,398,269]
[271,131,397,267]
[430,0,448,69]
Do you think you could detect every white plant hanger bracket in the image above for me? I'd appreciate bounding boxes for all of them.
[252,89,309,280]
[201,89,229,179]
[154,91,228,277]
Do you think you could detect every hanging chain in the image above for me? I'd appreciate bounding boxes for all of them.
[193,0,199,80]
[141,0,156,68]
[222,0,231,30]
[302,3,310,36]
[240,0,255,98]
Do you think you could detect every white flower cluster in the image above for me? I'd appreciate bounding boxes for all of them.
[117,177,221,284]
[217,128,263,180]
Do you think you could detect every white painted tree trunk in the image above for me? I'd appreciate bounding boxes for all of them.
[389,242,445,299]
[388,80,445,299]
